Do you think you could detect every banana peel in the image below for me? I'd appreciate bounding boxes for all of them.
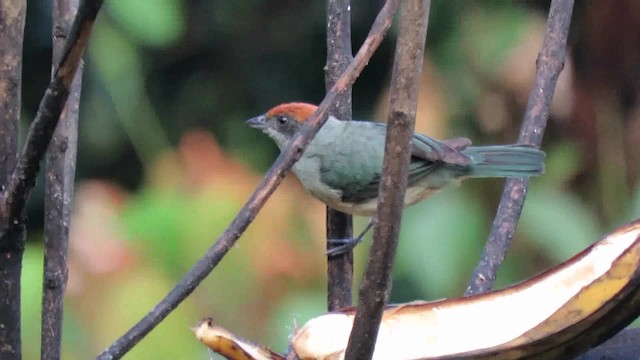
[195,220,640,359]
[291,220,640,359]
[193,318,284,360]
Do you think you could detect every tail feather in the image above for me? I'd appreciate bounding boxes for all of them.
[462,145,545,178]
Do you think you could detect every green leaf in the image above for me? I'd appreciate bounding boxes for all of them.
[121,189,191,273]
[396,189,488,298]
[626,186,640,222]
[21,243,44,360]
[537,142,582,187]
[519,186,601,264]
[460,6,530,78]
[107,0,185,47]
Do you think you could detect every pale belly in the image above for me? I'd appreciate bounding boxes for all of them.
[317,185,444,216]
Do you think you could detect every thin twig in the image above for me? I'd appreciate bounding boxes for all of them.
[41,0,84,358]
[344,1,430,359]
[0,1,27,359]
[97,1,400,358]
[465,0,574,296]
[2,0,102,227]
[325,0,355,312]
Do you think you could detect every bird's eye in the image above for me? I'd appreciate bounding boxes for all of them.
[276,116,287,124]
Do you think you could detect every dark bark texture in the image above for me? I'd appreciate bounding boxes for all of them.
[41,0,84,358]
[325,0,355,312]
[4,0,102,225]
[0,2,26,359]
[344,1,430,359]
[0,1,101,359]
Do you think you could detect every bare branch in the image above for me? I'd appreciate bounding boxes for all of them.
[579,328,640,360]
[40,0,84,358]
[0,1,23,186]
[2,0,102,227]
[0,2,100,358]
[344,1,430,359]
[325,0,355,312]
[97,1,400,358]
[465,0,575,295]
[0,1,27,358]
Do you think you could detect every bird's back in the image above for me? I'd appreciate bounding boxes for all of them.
[300,118,386,200]
[291,117,543,216]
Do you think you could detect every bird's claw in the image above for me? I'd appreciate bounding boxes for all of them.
[326,236,363,256]
[325,220,375,256]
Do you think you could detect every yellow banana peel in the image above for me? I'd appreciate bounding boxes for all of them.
[195,220,640,359]
[292,220,640,359]
[193,318,283,360]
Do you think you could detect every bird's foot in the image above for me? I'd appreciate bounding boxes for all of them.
[326,220,375,256]
[326,236,364,256]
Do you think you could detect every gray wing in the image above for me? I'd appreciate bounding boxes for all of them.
[411,132,473,166]
[337,160,440,203]
[319,123,470,204]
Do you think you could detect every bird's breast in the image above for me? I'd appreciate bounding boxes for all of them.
[292,157,342,201]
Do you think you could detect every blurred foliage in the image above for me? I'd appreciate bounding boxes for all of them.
[14,0,640,358]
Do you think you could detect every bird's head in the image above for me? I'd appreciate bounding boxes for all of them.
[246,102,318,148]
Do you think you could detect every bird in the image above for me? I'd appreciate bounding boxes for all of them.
[246,102,545,254]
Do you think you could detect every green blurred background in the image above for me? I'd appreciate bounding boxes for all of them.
[17,0,640,358]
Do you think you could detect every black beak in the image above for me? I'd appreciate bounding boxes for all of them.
[246,115,267,129]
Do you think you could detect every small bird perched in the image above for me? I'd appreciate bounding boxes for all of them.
[247,102,544,254]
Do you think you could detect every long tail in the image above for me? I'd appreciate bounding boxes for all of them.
[462,145,545,178]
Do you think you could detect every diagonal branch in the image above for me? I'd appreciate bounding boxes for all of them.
[344,0,431,359]
[325,0,355,312]
[2,0,102,228]
[41,0,84,358]
[97,1,400,358]
[465,0,574,296]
